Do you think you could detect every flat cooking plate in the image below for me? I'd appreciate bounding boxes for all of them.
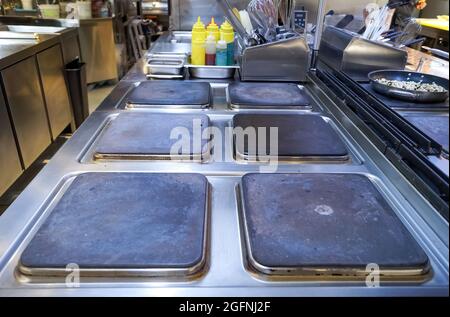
[94,113,210,161]
[233,114,349,161]
[402,114,449,152]
[19,173,209,277]
[126,81,211,108]
[240,173,429,277]
[228,82,312,109]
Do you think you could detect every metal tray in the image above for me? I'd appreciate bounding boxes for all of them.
[147,58,185,76]
[187,65,239,79]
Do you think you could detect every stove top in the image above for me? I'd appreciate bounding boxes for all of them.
[402,113,449,153]
[228,82,312,109]
[232,114,349,161]
[94,113,210,161]
[361,83,449,111]
[19,173,209,277]
[125,81,211,109]
[239,173,429,277]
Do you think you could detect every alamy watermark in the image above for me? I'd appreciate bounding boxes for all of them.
[169,119,280,172]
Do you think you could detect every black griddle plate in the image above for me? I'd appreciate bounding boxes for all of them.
[233,114,349,160]
[228,82,311,109]
[361,83,449,110]
[240,173,429,277]
[126,81,211,108]
[402,114,449,152]
[94,113,210,161]
[19,173,209,277]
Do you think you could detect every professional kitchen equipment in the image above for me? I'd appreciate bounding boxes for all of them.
[93,113,211,162]
[228,82,311,109]
[318,26,407,81]
[124,81,212,109]
[232,114,349,162]
[19,172,209,278]
[316,68,449,218]
[186,65,239,79]
[146,58,185,76]
[239,36,310,82]
[238,173,430,278]
[402,113,449,153]
[368,70,449,103]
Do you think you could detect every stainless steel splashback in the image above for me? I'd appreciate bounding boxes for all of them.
[170,0,249,30]
[318,26,408,82]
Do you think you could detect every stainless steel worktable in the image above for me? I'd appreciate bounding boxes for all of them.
[0,41,448,296]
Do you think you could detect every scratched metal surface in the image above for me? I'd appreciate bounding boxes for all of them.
[126,81,211,106]
[228,82,311,108]
[20,173,208,271]
[94,112,210,157]
[241,173,429,269]
[233,114,349,157]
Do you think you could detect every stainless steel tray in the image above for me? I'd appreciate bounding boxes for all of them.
[187,65,239,79]
[147,58,185,76]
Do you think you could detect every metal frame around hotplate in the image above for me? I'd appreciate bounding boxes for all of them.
[15,179,212,280]
[226,84,314,110]
[0,71,447,296]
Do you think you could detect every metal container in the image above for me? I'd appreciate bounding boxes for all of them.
[187,65,239,79]
[147,58,185,76]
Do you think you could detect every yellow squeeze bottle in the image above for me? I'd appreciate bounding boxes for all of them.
[191,17,206,65]
[207,17,220,42]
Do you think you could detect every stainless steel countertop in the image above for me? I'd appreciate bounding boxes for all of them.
[0,39,448,296]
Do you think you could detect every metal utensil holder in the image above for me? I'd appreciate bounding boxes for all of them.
[317,26,408,82]
[239,36,310,82]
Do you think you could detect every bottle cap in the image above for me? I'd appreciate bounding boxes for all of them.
[207,17,219,31]
[220,20,234,33]
[192,16,205,32]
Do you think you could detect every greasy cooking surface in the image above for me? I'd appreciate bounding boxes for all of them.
[228,82,311,108]
[20,173,208,273]
[94,113,210,159]
[240,173,429,273]
[233,114,348,158]
[126,81,211,106]
[402,114,449,152]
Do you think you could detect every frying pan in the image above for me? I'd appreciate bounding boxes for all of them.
[368,70,449,103]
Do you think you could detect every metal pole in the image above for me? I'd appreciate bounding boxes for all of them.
[311,0,327,68]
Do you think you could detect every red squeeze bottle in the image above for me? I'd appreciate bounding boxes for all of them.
[205,33,217,66]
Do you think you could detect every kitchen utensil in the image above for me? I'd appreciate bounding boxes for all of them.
[399,36,425,48]
[217,0,258,46]
[147,58,185,76]
[369,70,449,103]
[422,46,449,60]
[248,0,278,41]
[394,20,422,47]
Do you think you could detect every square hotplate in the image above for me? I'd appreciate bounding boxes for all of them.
[125,81,211,109]
[232,114,349,162]
[228,82,312,109]
[239,173,429,278]
[19,173,209,278]
[94,113,210,161]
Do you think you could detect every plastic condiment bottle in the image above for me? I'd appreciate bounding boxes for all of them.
[220,20,235,66]
[205,33,217,66]
[216,37,228,66]
[191,17,206,65]
[207,17,220,42]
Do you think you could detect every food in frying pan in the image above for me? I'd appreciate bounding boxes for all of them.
[375,78,448,93]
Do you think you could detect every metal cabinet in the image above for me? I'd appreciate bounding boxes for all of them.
[0,89,22,197]
[1,57,52,169]
[37,45,72,139]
